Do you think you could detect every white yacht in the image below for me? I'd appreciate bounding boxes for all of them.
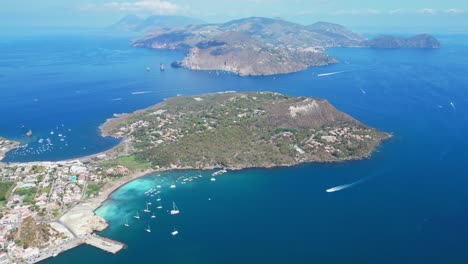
[170,202,180,215]
[144,204,151,213]
[133,212,140,219]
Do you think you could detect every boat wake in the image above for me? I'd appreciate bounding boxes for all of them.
[450,101,456,111]
[132,91,154,95]
[317,71,346,77]
[326,177,369,193]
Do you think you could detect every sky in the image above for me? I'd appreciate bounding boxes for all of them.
[2,0,468,32]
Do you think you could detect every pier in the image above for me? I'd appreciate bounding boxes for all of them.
[23,235,124,263]
[84,234,125,254]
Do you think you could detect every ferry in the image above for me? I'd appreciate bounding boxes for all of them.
[212,169,227,177]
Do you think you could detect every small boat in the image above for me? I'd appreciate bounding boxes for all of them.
[170,202,180,215]
[210,177,216,182]
[26,130,33,137]
[147,201,152,206]
[157,202,163,209]
[145,225,151,233]
[133,212,140,219]
[156,185,162,189]
[124,218,129,227]
[171,227,179,236]
[144,204,151,213]
[156,195,161,202]
[160,63,165,71]
[146,66,151,72]
[170,184,176,189]
[50,131,54,135]
[151,213,156,219]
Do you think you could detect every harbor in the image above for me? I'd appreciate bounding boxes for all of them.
[23,235,124,263]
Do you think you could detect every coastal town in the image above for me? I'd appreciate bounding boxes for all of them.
[0,92,389,263]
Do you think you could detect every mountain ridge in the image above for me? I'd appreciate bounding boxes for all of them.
[130,17,440,76]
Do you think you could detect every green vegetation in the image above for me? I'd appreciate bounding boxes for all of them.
[102,92,390,170]
[86,182,105,197]
[0,182,15,202]
[14,187,37,205]
[101,155,151,172]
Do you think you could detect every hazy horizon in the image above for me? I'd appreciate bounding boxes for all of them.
[2,0,468,34]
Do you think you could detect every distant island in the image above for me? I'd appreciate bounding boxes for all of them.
[110,15,205,32]
[130,17,441,76]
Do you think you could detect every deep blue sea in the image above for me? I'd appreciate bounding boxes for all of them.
[1,30,468,263]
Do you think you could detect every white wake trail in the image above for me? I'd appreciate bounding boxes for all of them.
[132,91,154,95]
[326,177,369,193]
[317,71,346,77]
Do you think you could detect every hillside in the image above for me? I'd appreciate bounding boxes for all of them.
[101,92,390,169]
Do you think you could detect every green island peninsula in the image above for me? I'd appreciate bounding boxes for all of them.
[0,92,390,262]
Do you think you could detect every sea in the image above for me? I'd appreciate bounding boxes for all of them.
[1,29,468,263]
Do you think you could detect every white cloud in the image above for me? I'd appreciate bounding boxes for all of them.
[444,8,465,14]
[417,8,437,15]
[83,0,182,14]
[388,9,405,15]
[333,9,381,15]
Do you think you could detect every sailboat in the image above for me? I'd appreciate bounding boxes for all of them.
[145,225,151,233]
[124,218,130,227]
[171,227,179,236]
[144,203,151,213]
[151,212,156,219]
[170,202,180,215]
[156,195,161,202]
[133,212,140,219]
[157,202,163,209]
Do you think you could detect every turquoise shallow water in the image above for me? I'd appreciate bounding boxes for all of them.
[1,31,468,263]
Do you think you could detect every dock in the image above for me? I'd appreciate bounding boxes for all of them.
[23,235,124,263]
[84,234,125,254]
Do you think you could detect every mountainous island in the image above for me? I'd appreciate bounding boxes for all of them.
[110,15,205,32]
[130,17,441,76]
[101,92,391,168]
